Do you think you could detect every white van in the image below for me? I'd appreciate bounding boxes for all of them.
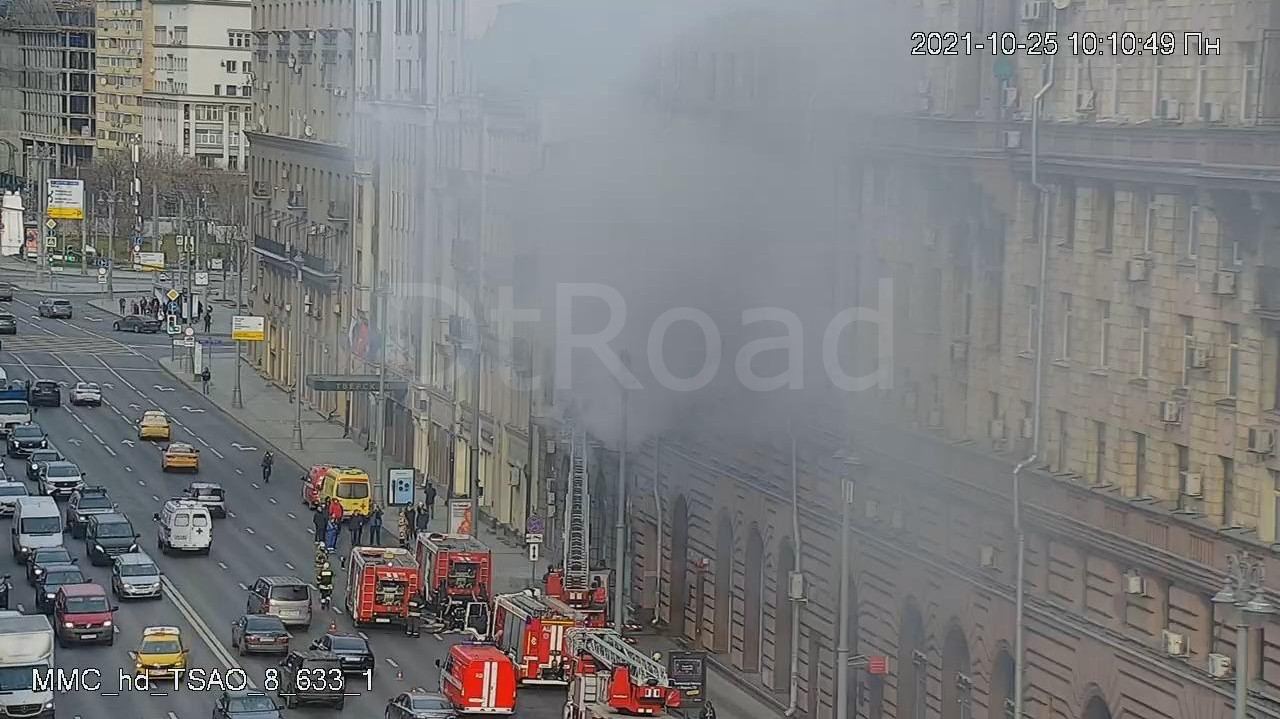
[11,496,62,563]
[153,499,211,555]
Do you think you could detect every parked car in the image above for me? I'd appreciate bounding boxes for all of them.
[69,382,101,406]
[36,299,71,319]
[112,315,161,333]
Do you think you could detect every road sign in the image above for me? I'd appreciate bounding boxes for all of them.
[97,267,106,276]
[194,271,209,286]
[44,238,55,248]
[209,258,223,271]
[305,374,408,392]
[97,275,106,285]
[182,337,195,348]
[525,533,543,544]
[183,326,194,337]
[133,243,141,252]
[44,219,56,231]
[231,315,266,342]
[166,289,180,301]
[46,179,85,220]
[526,514,544,535]
[527,543,540,562]
[387,468,415,506]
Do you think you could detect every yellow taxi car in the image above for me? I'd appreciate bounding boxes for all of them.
[161,442,200,473]
[131,626,188,677]
[137,410,171,441]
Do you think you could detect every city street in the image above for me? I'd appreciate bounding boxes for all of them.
[0,289,569,719]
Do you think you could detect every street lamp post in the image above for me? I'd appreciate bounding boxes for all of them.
[614,349,630,632]
[1212,553,1276,719]
[291,249,305,449]
[834,450,860,719]
[372,270,389,506]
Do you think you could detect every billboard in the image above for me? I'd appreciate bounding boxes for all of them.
[448,500,473,536]
[231,315,265,341]
[46,179,84,220]
[133,252,165,271]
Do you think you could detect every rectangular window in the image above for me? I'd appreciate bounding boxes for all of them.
[1097,184,1114,251]
[1025,286,1038,353]
[1134,432,1147,497]
[1222,457,1235,526]
[1097,300,1111,368]
[225,60,237,73]
[1187,203,1200,259]
[213,85,221,96]
[1094,421,1107,485]
[1058,293,1073,361]
[1181,315,1194,387]
[174,26,187,44]
[1195,52,1209,119]
[1138,308,1151,378]
[154,25,165,44]
[1057,411,1070,473]
[226,86,237,96]
[1228,323,1240,398]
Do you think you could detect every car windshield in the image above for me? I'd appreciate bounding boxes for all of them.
[0,665,43,691]
[44,570,83,585]
[20,517,59,534]
[194,488,223,499]
[75,383,99,391]
[0,485,26,496]
[336,482,369,499]
[12,426,42,439]
[29,451,58,463]
[245,616,285,632]
[77,495,111,509]
[268,585,308,601]
[120,562,157,577]
[228,695,277,712]
[94,521,133,538]
[64,596,109,613]
[33,549,70,564]
[329,636,367,652]
[47,465,79,478]
[0,401,28,414]
[411,696,451,711]
[52,301,69,307]
[142,638,181,654]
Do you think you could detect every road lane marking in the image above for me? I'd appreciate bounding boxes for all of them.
[218,562,228,570]
[168,712,179,719]
[237,582,248,590]
[227,511,236,518]
[287,512,296,519]
[268,497,277,504]
[196,437,209,447]
[251,482,260,489]
[96,357,151,399]
[151,495,160,502]
[125,466,133,472]
[209,447,224,459]
[235,468,243,475]
[284,561,294,570]
[159,575,251,684]
[137,479,145,486]
[244,527,254,534]
[385,658,399,668]
[358,631,369,641]
[264,544,274,552]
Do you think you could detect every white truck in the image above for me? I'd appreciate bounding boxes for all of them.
[0,614,55,718]
[0,400,30,437]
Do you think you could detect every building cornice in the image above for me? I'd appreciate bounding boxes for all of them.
[244,130,350,162]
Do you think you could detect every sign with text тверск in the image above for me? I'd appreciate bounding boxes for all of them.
[46,179,84,220]
[387,468,415,507]
[305,375,409,392]
[231,315,265,342]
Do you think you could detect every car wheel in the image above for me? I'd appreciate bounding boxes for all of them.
[112,322,120,331]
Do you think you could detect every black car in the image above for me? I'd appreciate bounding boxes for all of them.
[84,513,138,566]
[6,424,46,457]
[231,614,290,656]
[0,313,16,335]
[0,283,13,301]
[112,315,161,333]
[34,562,85,613]
[28,381,59,407]
[213,689,283,719]
[26,448,61,481]
[277,651,345,709]
[309,632,374,673]
[385,691,456,719]
[65,487,114,538]
[27,546,74,586]
[36,299,71,319]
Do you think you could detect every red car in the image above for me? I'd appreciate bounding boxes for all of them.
[54,583,116,646]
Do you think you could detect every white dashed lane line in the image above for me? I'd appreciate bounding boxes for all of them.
[218,562,228,570]
[284,562,294,571]
[264,544,274,552]
[385,658,399,668]
[244,527,254,534]
[237,582,248,591]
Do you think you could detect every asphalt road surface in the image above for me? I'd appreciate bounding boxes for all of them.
[0,291,568,719]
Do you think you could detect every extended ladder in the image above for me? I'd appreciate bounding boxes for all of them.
[567,628,669,686]
[563,421,591,591]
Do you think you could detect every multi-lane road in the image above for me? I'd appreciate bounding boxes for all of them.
[0,290,567,719]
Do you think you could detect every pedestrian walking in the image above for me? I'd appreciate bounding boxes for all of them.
[130,301,138,315]
[351,514,365,546]
[328,498,343,524]
[202,311,212,333]
[415,502,431,532]
[424,482,437,523]
[369,507,383,545]
[200,367,211,394]
[118,298,126,314]
[404,505,417,538]
[312,508,327,539]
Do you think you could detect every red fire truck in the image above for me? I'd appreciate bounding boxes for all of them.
[415,532,492,636]
[491,589,590,685]
[344,547,421,627]
[436,643,518,715]
[544,568,610,627]
[564,628,681,718]
[544,422,610,626]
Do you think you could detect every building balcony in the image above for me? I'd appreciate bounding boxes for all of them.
[252,234,341,285]
[858,115,1280,190]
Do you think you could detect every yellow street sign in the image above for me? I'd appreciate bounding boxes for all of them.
[231,315,266,342]
[166,289,180,301]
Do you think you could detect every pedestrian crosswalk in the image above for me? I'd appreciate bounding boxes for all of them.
[0,335,140,356]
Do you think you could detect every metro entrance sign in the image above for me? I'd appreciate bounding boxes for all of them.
[306,374,408,392]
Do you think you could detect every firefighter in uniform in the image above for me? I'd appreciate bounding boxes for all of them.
[314,543,328,575]
[316,560,335,608]
[405,590,424,637]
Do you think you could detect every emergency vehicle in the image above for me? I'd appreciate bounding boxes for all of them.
[344,546,421,627]
[564,628,681,718]
[300,465,330,508]
[490,589,589,685]
[415,532,492,636]
[544,422,610,626]
[436,643,517,715]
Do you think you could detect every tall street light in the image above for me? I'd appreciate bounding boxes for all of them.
[833,450,860,719]
[1212,552,1275,719]
[614,349,631,632]
[291,249,305,449]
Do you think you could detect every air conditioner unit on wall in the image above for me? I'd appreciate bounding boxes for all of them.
[1208,652,1232,678]
[1190,344,1211,369]
[1163,629,1187,656]
[1160,400,1183,424]
[1213,270,1237,295]
[1248,426,1276,455]
[1127,258,1149,282]
[1124,574,1147,595]
[1182,471,1203,498]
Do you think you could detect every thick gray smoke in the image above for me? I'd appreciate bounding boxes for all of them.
[476,0,912,445]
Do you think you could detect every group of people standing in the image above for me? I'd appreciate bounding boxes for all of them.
[118,294,212,330]
[311,498,386,557]
[397,481,437,546]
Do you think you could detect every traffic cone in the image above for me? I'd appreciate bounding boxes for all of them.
[328,620,337,633]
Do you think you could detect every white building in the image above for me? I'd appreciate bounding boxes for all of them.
[141,0,252,170]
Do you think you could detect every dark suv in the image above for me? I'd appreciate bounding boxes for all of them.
[28,381,60,407]
[277,651,345,709]
[65,487,114,538]
[6,424,46,458]
[0,283,13,301]
[84,513,138,566]
[25,448,60,482]
[0,313,16,335]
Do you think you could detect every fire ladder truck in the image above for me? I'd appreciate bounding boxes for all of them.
[564,628,681,718]
[545,422,609,626]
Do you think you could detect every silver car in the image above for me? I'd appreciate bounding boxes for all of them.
[0,481,27,516]
[69,382,101,406]
[111,552,162,600]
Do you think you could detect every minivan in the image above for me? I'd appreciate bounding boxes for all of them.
[245,576,312,628]
[11,496,62,563]
[84,513,139,566]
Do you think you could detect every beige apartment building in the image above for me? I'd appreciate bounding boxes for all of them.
[625,2,1280,719]
[95,0,145,151]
